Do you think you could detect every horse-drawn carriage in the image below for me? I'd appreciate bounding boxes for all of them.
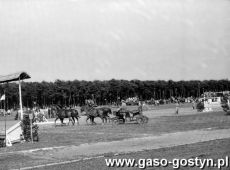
[51,102,148,126]
[110,108,148,125]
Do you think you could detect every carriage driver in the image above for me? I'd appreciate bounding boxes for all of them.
[85,99,95,107]
[138,101,143,114]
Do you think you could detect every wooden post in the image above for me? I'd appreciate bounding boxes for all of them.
[18,78,23,120]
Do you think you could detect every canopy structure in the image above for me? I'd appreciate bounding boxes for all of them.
[0,71,31,120]
[0,72,30,83]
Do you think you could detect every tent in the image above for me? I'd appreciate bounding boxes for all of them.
[0,71,31,120]
[0,71,31,146]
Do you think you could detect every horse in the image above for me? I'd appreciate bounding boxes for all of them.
[96,107,112,123]
[80,105,99,125]
[51,105,80,126]
[80,105,110,125]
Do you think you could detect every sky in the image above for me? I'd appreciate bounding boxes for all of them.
[0,0,229,82]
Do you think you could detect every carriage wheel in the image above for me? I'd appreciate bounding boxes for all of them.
[112,118,120,125]
[136,117,144,124]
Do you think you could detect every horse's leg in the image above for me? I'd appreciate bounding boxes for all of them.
[103,117,107,124]
[86,116,93,125]
[122,117,125,123]
[68,117,71,126]
[102,117,105,125]
[71,117,75,125]
[60,118,64,126]
[108,115,111,123]
[90,117,93,125]
[54,117,59,127]
[92,117,96,125]
[86,116,89,125]
[76,116,79,125]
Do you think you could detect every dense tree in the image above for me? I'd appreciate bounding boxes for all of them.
[0,79,230,109]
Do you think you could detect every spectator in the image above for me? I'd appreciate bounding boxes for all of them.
[175,101,180,114]
[192,100,196,110]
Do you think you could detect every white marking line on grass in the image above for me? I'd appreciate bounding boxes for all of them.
[0,146,68,155]
[10,155,105,170]
[12,151,140,170]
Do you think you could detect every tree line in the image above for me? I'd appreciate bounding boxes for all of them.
[0,79,230,109]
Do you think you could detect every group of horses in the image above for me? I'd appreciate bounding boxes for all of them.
[50,105,113,126]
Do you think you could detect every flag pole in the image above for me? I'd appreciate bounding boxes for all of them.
[4,89,6,147]
[18,78,23,120]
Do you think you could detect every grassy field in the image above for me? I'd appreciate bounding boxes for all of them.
[31,138,230,170]
[0,103,229,169]
[0,104,229,153]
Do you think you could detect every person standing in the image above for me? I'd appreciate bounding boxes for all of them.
[192,100,196,110]
[175,101,180,114]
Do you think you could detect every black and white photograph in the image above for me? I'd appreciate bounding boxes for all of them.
[0,0,230,169]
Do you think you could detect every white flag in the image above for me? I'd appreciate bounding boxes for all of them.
[0,94,5,101]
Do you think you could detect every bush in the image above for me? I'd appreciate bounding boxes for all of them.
[0,138,4,147]
[196,101,204,112]
[20,114,39,142]
[15,112,18,120]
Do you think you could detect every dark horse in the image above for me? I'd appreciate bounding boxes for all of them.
[80,105,111,125]
[51,105,80,126]
[97,107,112,123]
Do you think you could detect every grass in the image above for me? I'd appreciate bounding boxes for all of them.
[38,138,230,170]
[0,103,229,169]
[0,109,229,153]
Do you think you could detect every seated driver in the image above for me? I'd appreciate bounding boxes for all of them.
[117,100,126,112]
